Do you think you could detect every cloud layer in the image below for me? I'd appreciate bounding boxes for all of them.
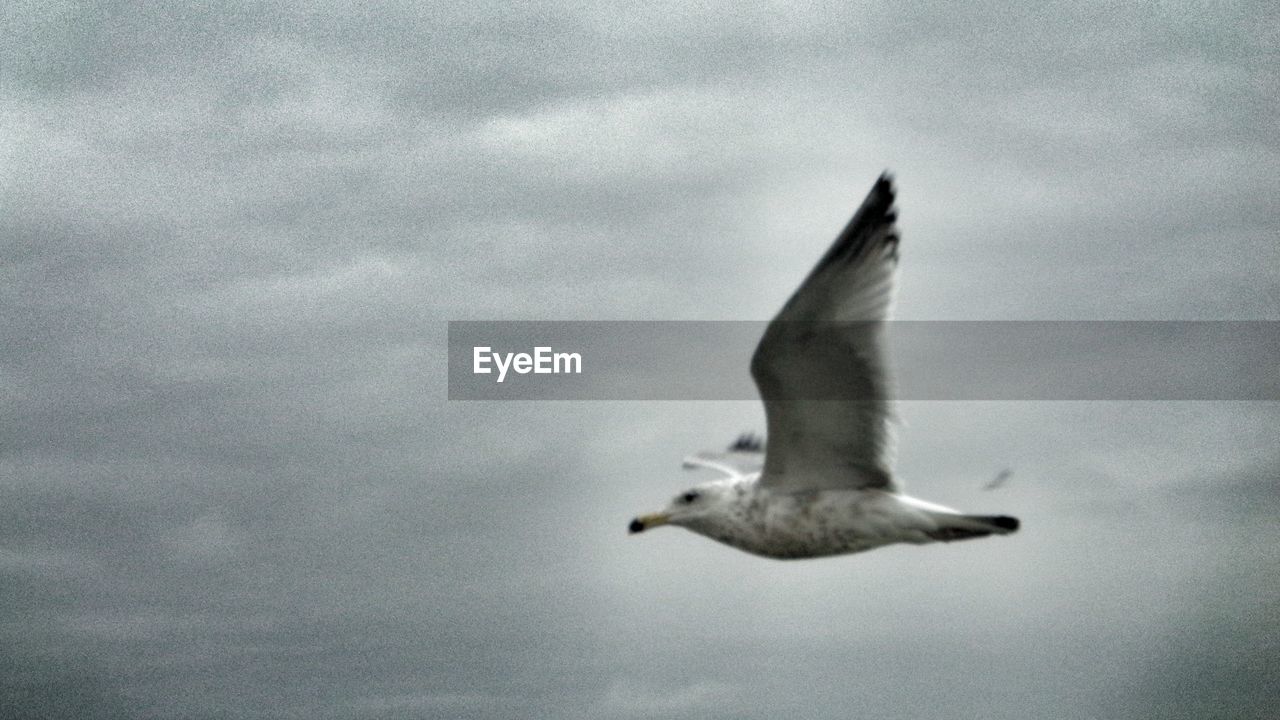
[3,2,1277,718]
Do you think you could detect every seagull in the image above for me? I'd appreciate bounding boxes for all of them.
[628,174,1019,559]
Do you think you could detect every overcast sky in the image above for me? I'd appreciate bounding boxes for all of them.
[3,2,1278,719]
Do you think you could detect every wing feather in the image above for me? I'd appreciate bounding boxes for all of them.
[750,174,900,492]
[681,434,765,478]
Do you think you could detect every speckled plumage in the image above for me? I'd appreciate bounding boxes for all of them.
[641,473,1014,560]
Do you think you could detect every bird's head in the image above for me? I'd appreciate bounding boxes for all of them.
[628,481,735,535]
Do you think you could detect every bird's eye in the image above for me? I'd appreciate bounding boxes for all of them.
[681,491,700,504]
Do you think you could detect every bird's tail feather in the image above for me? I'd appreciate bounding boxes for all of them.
[925,514,1020,542]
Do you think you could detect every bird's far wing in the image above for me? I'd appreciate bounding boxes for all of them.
[750,174,900,493]
[681,433,765,478]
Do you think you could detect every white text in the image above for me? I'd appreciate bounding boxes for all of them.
[473,346,582,382]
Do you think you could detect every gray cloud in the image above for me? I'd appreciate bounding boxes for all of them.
[2,1,1277,718]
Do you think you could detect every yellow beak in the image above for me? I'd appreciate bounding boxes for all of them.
[628,513,670,534]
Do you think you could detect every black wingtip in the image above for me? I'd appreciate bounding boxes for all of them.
[865,171,896,217]
[782,169,902,304]
[990,515,1020,532]
[729,433,763,453]
[874,171,895,199]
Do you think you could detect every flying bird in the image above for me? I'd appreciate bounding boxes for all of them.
[983,469,1015,491]
[629,174,1019,559]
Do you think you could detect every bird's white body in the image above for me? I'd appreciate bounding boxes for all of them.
[648,475,1013,560]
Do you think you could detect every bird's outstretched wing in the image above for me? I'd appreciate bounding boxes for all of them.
[750,174,900,493]
[682,433,765,478]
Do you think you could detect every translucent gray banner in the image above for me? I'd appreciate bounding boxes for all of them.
[447,321,1279,401]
